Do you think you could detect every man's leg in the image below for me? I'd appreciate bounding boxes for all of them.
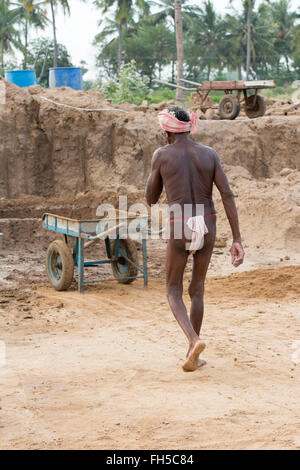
[166,239,205,371]
[188,224,216,335]
[188,250,212,336]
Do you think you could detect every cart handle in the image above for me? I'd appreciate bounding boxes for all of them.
[85,222,126,248]
[153,79,197,91]
[143,228,166,235]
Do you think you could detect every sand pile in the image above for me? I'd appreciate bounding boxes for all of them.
[213,166,300,253]
[264,97,300,117]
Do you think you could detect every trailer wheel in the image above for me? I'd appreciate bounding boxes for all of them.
[46,240,74,291]
[219,95,240,120]
[245,94,266,119]
[111,239,138,284]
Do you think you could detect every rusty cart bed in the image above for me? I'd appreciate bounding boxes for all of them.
[154,78,276,120]
[185,79,276,120]
[197,80,276,119]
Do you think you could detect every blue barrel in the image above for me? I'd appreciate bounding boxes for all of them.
[5,70,36,88]
[49,67,83,90]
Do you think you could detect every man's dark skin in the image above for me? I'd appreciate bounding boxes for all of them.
[146,110,244,372]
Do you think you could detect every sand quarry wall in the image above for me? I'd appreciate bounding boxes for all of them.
[0,77,300,199]
[0,78,299,257]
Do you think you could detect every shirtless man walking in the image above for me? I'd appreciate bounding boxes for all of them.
[146,106,244,372]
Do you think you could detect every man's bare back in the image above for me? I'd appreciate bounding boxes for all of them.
[153,139,217,210]
[146,106,244,372]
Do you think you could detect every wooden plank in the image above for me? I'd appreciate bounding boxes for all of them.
[244,80,276,89]
[200,81,246,91]
[199,79,276,91]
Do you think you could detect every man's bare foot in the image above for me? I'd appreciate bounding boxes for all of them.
[198,359,206,368]
[182,340,206,372]
[186,348,207,367]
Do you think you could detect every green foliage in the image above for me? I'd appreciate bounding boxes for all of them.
[185,0,224,80]
[79,59,88,77]
[14,0,48,68]
[261,84,295,99]
[210,94,223,103]
[292,24,300,72]
[94,0,299,95]
[99,60,150,104]
[1,0,300,97]
[83,79,94,91]
[147,87,176,103]
[26,37,73,87]
[124,22,175,82]
[0,0,22,71]
[94,0,149,25]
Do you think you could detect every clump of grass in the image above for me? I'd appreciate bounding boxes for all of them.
[210,94,223,103]
[261,85,294,100]
[147,87,176,104]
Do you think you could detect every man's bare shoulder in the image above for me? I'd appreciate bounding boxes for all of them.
[193,142,219,159]
[195,142,218,157]
[152,145,169,165]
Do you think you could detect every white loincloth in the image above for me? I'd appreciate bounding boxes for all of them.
[186,215,208,254]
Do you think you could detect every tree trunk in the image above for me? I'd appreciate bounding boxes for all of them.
[171,60,175,83]
[207,64,211,80]
[50,0,58,68]
[285,55,290,72]
[246,0,252,79]
[24,15,28,69]
[118,19,124,75]
[174,0,185,102]
[0,40,4,71]
[38,48,49,84]
[238,59,242,80]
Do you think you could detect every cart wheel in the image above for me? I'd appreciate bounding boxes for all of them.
[111,239,138,284]
[245,94,266,119]
[219,95,240,120]
[46,240,74,291]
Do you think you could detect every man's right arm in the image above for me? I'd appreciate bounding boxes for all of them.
[213,151,244,267]
[145,149,163,206]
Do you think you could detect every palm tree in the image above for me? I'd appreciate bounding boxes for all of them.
[13,1,47,68]
[94,0,149,74]
[224,1,275,79]
[229,0,254,79]
[251,3,277,74]
[149,0,198,83]
[174,0,184,101]
[268,0,299,71]
[149,0,196,29]
[44,0,70,67]
[246,0,253,79]
[222,13,245,79]
[93,15,138,76]
[0,0,22,71]
[187,0,224,81]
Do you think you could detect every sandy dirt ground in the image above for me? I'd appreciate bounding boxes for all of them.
[0,253,299,450]
[0,80,299,450]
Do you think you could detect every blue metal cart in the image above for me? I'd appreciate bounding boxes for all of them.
[42,213,149,293]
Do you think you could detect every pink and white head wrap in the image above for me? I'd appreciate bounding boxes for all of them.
[158,108,199,134]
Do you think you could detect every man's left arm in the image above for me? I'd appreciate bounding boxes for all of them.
[145,149,163,205]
